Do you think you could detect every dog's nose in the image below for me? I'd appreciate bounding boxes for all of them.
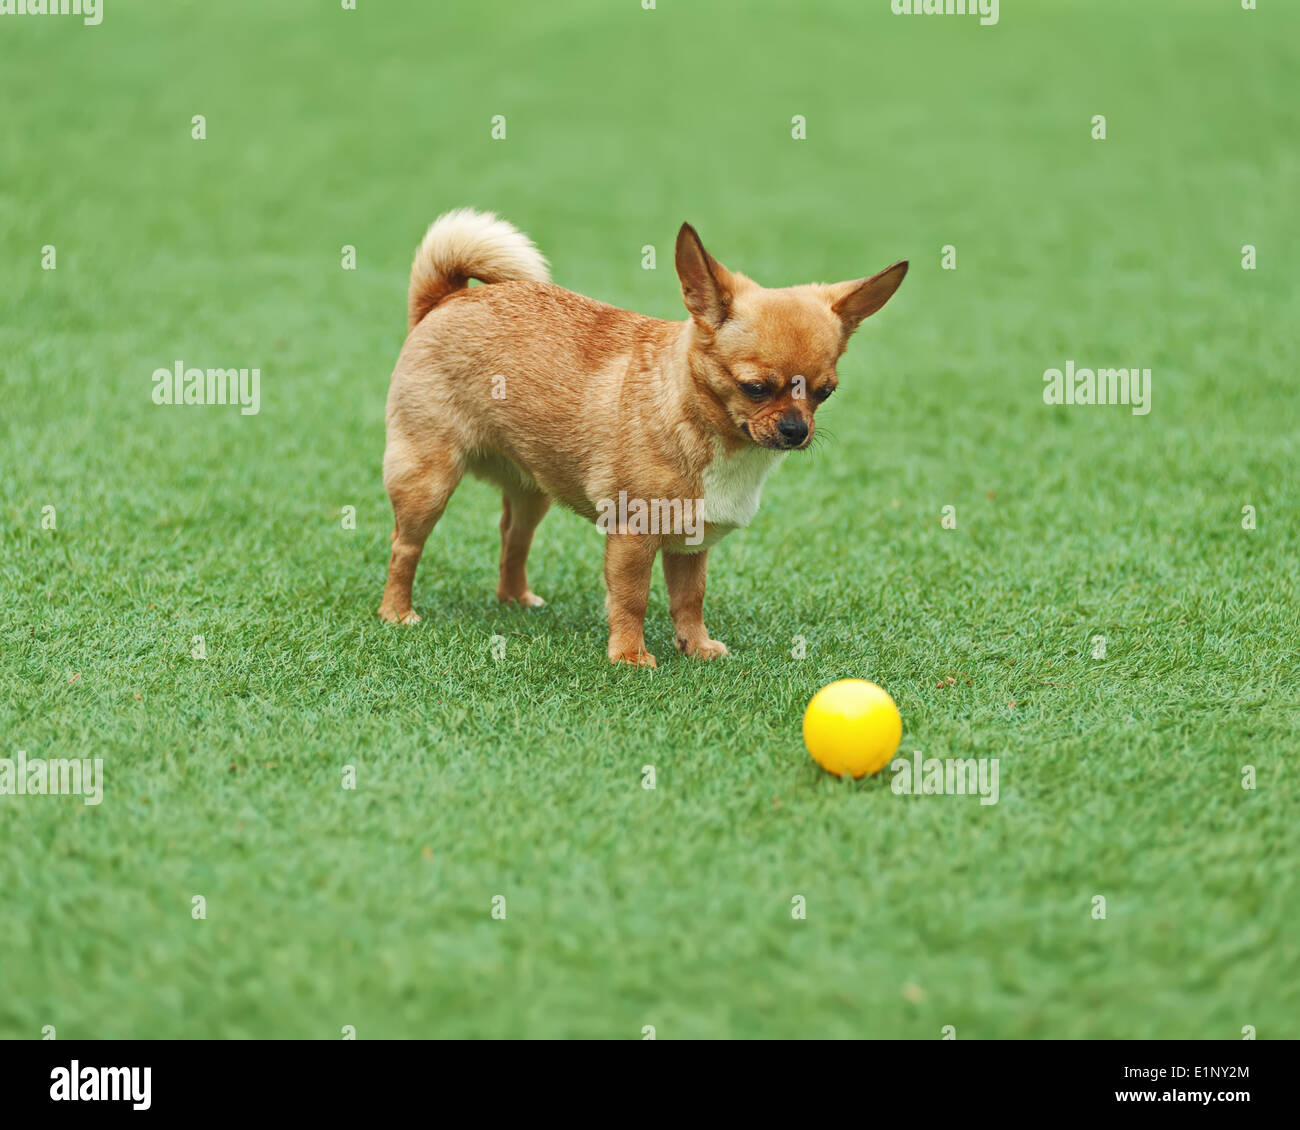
[777,416,808,444]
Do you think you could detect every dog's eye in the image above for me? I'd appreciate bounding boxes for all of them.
[813,386,835,402]
[740,381,770,400]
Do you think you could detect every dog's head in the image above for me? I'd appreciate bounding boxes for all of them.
[675,223,906,451]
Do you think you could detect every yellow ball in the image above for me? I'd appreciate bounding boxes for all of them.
[803,679,902,779]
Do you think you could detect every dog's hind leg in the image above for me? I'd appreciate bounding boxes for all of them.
[379,442,462,625]
[496,487,551,607]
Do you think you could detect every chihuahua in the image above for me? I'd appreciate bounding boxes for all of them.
[379,209,906,666]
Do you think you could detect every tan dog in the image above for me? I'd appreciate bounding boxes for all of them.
[379,209,906,666]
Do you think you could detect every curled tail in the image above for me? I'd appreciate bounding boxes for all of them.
[407,208,551,330]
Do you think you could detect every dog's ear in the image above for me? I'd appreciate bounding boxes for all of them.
[675,223,735,330]
[828,261,908,334]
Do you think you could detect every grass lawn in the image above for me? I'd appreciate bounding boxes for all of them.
[2,0,1297,1039]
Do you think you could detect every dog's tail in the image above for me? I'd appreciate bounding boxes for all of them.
[407,208,551,330]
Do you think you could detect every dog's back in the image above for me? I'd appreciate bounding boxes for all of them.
[388,211,680,515]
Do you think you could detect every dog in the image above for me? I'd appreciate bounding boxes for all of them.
[379,209,906,666]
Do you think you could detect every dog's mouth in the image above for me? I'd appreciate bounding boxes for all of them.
[740,421,812,451]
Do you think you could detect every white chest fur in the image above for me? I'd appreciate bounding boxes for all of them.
[699,441,785,530]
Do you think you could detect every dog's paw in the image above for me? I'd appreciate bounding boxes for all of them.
[676,636,728,660]
[378,605,421,626]
[497,589,546,608]
[610,648,657,669]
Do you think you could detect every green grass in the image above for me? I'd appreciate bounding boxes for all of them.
[2,0,1297,1039]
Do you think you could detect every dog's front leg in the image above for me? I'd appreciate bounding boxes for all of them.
[662,549,728,659]
[604,532,659,667]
